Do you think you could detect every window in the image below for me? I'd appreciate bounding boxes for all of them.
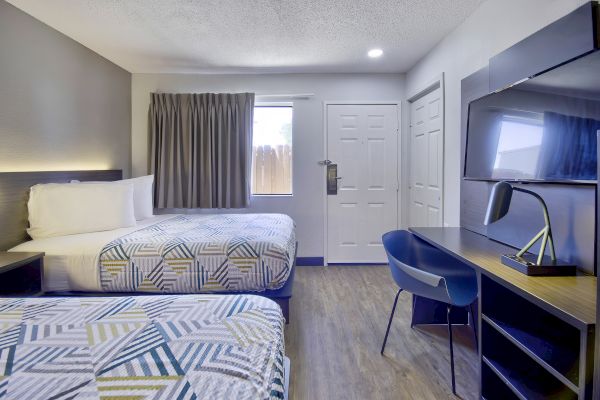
[492,115,543,179]
[251,106,293,195]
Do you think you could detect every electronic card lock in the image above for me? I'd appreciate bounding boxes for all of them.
[319,159,341,195]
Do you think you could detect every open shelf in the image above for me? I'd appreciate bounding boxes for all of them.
[481,275,581,387]
[482,360,520,400]
[482,315,579,391]
[482,318,578,400]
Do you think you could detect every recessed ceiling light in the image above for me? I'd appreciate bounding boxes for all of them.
[368,48,383,58]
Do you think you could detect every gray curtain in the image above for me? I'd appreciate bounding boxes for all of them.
[149,92,255,208]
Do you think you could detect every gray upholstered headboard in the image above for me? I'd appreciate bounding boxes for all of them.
[0,170,122,250]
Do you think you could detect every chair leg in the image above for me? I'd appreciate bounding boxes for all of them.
[469,303,478,353]
[447,305,456,395]
[381,289,402,355]
[410,295,416,328]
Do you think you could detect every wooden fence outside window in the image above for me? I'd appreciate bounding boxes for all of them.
[251,144,292,195]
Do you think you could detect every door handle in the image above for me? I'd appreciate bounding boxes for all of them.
[319,160,332,166]
[327,164,339,195]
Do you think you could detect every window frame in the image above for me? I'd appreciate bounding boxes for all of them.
[251,103,294,197]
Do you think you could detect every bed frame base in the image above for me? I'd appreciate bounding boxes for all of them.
[45,252,297,324]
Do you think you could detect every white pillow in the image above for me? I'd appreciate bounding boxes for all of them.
[70,175,154,220]
[119,175,154,220]
[27,183,137,239]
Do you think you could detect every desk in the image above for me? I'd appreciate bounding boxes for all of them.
[410,227,596,400]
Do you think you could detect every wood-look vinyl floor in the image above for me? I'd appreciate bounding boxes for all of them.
[285,265,478,400]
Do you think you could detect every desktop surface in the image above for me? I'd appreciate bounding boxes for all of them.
[409,227,596,328]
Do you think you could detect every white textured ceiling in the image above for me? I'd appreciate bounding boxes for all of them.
[7,0,484,73]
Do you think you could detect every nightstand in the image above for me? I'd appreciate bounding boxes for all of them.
[0,252,44,296]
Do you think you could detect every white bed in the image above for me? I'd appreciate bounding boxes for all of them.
[10,214,175,292]
[10,213,296,294]
[8,174,297,296]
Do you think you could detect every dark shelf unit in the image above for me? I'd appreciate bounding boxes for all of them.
[457,2,600,396]
[482,315,579,389]
[482,322,577,399]
[482,355,576,400]
[481,360,520,400]
[481,274,594,399]
[410,227,596,400]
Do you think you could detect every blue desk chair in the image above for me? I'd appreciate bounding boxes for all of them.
[380,230,478,395]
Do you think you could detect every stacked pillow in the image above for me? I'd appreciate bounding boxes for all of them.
[101,175,154,221]
[27,175,154,240]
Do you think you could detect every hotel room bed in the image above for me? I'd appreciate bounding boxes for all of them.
[0,294,288,400]
[1,170,297,323]
[10,213,296,294]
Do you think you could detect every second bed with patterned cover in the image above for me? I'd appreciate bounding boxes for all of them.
[99,213,296,293]
[0,294,286,400]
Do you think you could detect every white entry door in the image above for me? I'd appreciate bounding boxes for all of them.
[409,86,444,227]
[326,104,399,263]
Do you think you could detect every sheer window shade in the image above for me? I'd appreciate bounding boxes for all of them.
[149,92,255,208]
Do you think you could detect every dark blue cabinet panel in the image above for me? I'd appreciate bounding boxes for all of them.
[490,2,598,92]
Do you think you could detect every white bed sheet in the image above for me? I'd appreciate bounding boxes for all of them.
[9,214,178,292]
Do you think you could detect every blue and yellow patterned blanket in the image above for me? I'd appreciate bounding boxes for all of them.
[99,214,296,293]
[0,294,285,400]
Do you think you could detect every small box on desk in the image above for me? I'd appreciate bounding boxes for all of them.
[501,254,577,276]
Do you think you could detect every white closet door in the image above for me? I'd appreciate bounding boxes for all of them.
[409,87,443,227]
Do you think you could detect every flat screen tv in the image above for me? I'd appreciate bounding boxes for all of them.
[464,50,600,184]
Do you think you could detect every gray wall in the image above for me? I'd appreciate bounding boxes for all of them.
[132,73,405,258]
[0,0,131,176]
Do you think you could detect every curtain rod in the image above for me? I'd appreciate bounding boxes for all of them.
[152,91,314,99]
[255,93,315,99]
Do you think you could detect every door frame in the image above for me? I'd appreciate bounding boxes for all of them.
[405,73,445,228]
[322,101,402,265]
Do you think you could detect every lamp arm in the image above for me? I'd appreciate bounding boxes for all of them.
[512,187,549,221]
[512,187,556,261]
[516,227,544,256]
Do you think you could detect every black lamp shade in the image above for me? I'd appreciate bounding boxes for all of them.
[484,181,513,225]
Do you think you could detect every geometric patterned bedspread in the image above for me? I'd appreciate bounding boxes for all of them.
[99,214,296,293]
[0,294,285,400]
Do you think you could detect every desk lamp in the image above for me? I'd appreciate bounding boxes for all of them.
[484,181,576,276]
